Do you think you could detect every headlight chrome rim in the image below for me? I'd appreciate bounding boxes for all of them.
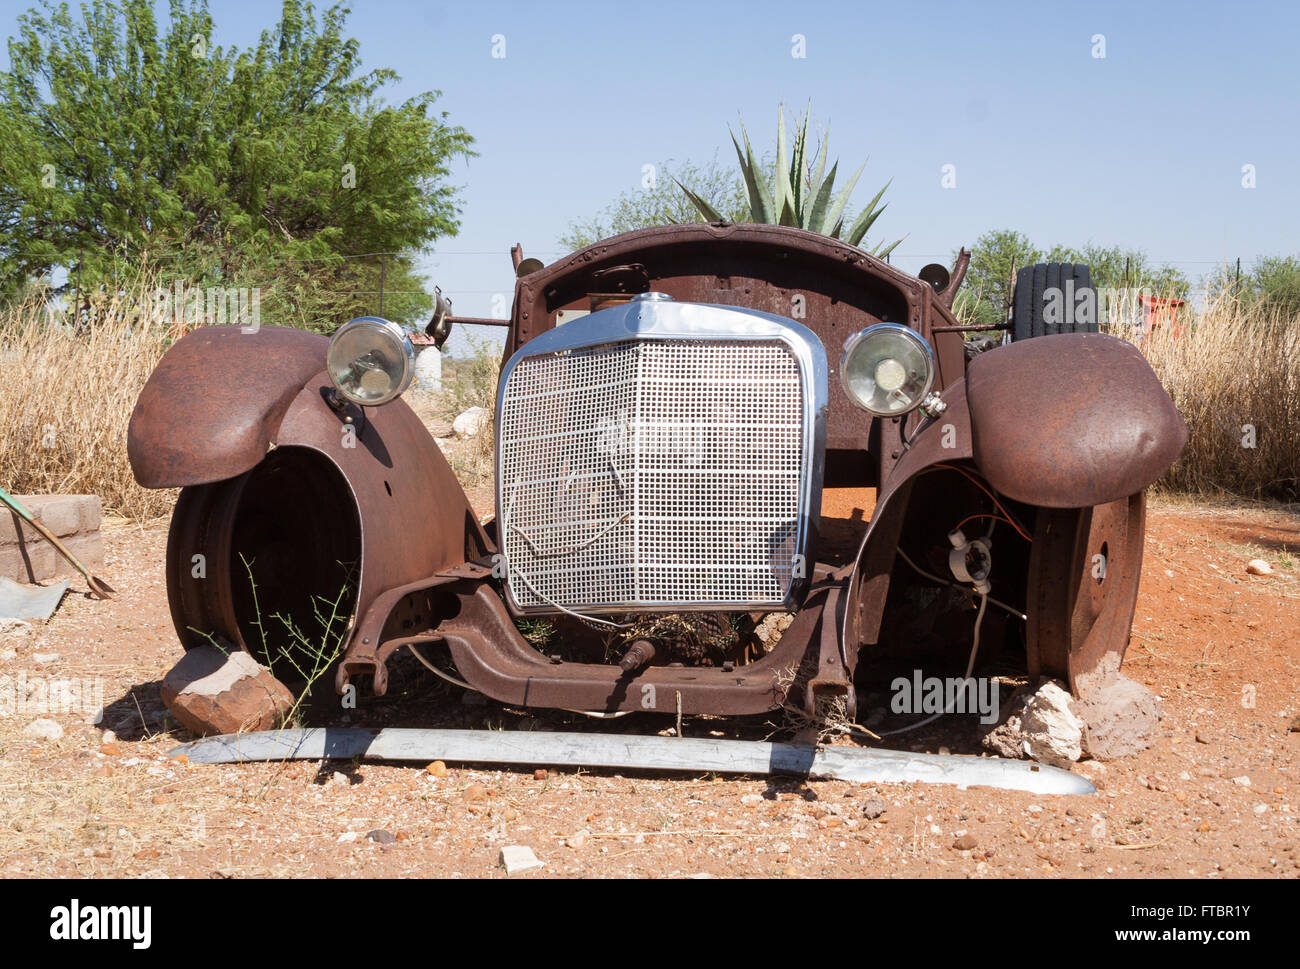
[839,323,936,417]
[327,316,415,406]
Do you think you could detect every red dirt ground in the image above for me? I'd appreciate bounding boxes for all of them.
[0,496,1296,878]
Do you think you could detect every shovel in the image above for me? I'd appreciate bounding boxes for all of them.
[0,486,115,599]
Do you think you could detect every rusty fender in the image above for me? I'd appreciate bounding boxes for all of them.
[128,325,488,678]
[842,332,1188,651]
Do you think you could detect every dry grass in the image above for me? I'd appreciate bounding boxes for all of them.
[0,271,177,520]
[1105,292,1300,501]
[0,265,1295,525]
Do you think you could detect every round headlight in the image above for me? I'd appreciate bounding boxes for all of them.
[840,323,936,417]
[327,316,415,406]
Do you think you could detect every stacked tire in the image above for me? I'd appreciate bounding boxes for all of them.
[1010,263,1098,342]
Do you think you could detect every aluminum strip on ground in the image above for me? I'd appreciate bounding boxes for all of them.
[170,728,1095,796]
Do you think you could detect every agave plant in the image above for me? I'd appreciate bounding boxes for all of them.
[676,104,904,258]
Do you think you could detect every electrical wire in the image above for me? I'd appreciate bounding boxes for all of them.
[877,592,988,737]
[952,512,1017,535]
[933,463,1033,541]
[895,546,1027,622]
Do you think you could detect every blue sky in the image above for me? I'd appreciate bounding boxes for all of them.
[2,0,1296,350]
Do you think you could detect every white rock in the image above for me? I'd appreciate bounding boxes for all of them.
[32,652,61,664]
[499,844,543,875]
[1246,559,1273,576]
[0,648,16,661]
[1231,775,1252,787]
[0,619,30,641]
[22,718,64,741]
[414,347,443,392]
[337,831,358,843]
[453,406,490,439]
[1019,681,1084,767]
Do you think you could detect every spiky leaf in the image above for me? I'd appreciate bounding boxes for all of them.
[673,177,725,222]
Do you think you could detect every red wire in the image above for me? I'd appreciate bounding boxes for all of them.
[953,512,1016,535]
[934,463,1033,541]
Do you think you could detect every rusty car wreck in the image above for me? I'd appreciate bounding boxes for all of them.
[127,222,1188,727]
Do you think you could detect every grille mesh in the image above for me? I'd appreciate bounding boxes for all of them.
[499,338,806,611]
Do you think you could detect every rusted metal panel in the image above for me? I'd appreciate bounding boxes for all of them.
[155,335,486,677]
[509,223,927,453]
[965,332,1188,509]
[841,381,975,651]
[128,326,330,488]
[432,581,829,715]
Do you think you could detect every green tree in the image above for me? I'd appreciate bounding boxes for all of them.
[0,0,474,330]
[1206,255,1300,318]
[1044,243,1188,298]
[559,155,749,252]
[960,229,1042,324]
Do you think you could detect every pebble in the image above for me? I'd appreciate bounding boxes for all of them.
[425,761,447,778]
[953,832,979,851]
[22,718,64,741]
[1245,559,1272,576]
[367,829,397,844]
[32,652,61,664]
[533,769,548,781]
[861,796,888,819]
[1231,776,1252,787]
[500,845,543,875]
[567,830,589,849]
[330,771,349,787]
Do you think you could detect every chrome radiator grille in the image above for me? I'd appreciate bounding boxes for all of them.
[498,336,809,613]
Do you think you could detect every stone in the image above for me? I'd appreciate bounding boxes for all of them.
[499,845,543,875]
[452,406,490,439]
[567,830,589,849]
[367,829,397,845]
[414,347,443,392]
[1020,681,1084,767]
[953,832,978,851]
[22,718,64,741]
[0,495,104,585]
[0,618,31,641]
[980,687,1031,759]
[1074,671,1162,760]
[861,796,888,819]
[753,612,795,652]
[1245,559,1273,576]
[159,645,294,737]
[425,760,448,777]
[533,768,548,781]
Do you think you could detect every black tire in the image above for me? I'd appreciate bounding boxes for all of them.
[1011,263,1098,341]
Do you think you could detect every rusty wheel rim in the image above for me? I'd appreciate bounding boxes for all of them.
[1026,492,1146,693]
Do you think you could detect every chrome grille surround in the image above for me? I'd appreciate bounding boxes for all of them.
[496,296,827,615]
